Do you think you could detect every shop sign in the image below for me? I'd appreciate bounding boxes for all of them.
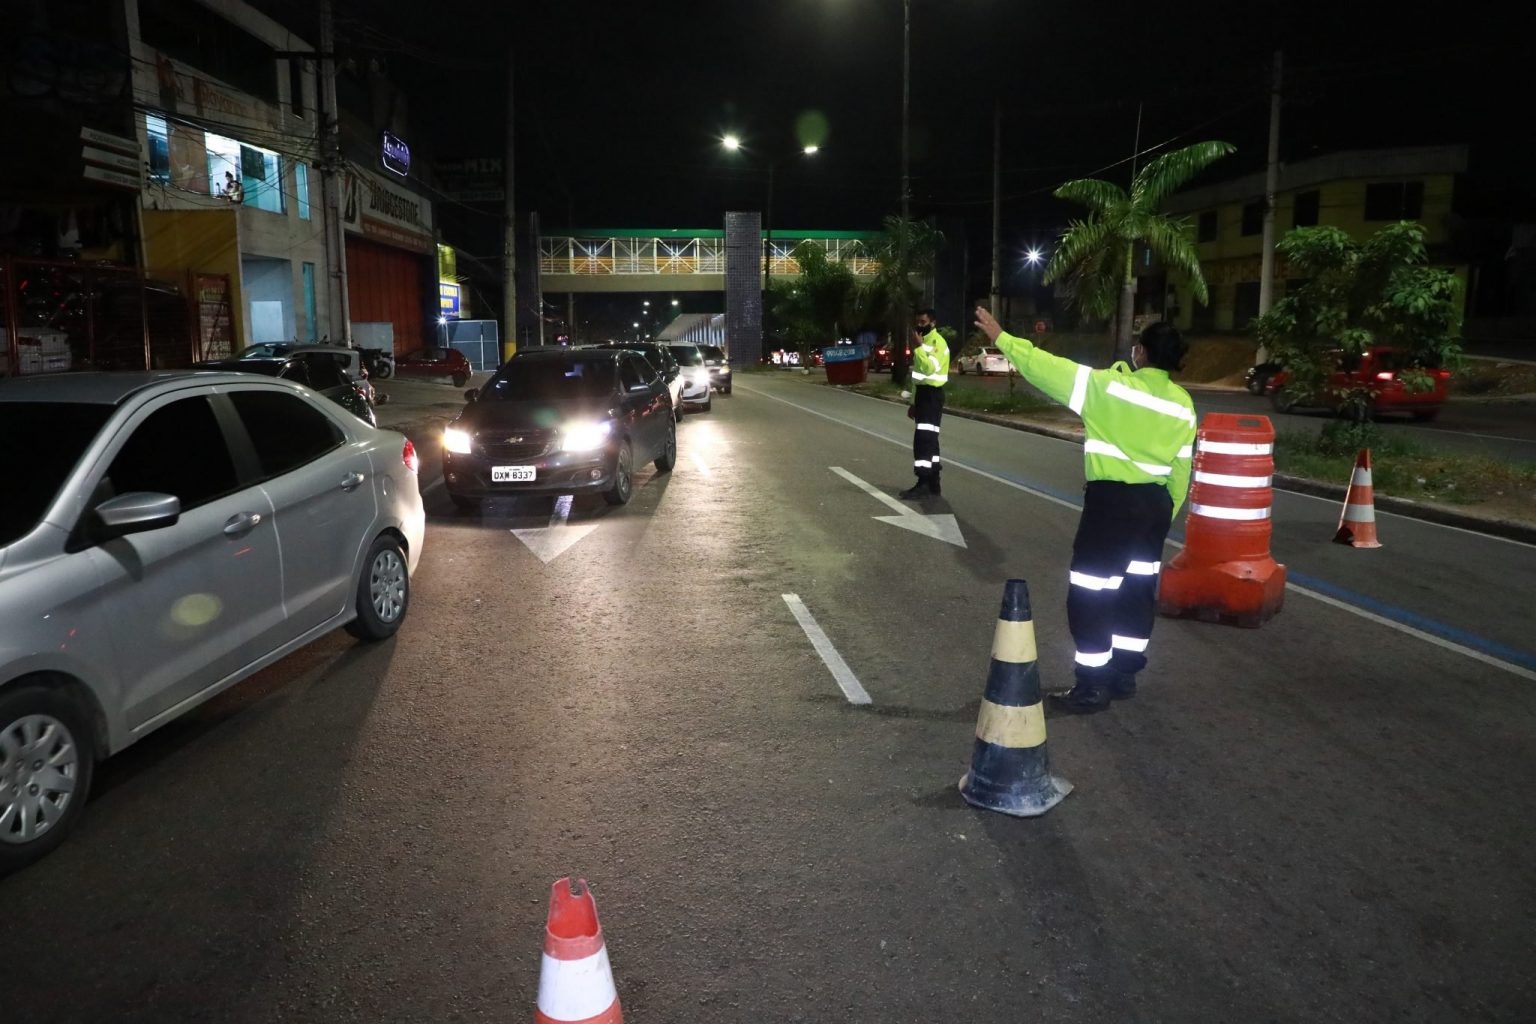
[343,164,434,253]
[381,131,411,176]
[439,282,462,318]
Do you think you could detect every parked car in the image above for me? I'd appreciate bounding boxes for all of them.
[0,371,424,873]
[225,342,295,362]
[442,348,676,509]
[869,344,912,372]
[1267,346,1451,421]
[666,343,714,412]
[289,344,376,404]
[583,343,685,422]
[956,347,1012,375]
[396,345,472,388]
[1244,360,1284,395]
[699,344,732,395]
[202,353,378,426]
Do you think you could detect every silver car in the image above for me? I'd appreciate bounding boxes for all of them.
[0,372,425,872]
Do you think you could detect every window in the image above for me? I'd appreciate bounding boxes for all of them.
[1241,201,1264,236]
[482,358,617,400]
[106,397,239,510]
[138,0,279,103]
[620,358,646,391]
[228,391,344,478]
[1364,181,1425,221]
[288,59,306,119]
[1197,211,1218,243]
[146,114,171,183]
[1292,190,1320,227]
[0,402,113,547]
[302,262,318,341]
[296,163,311,220]
[205,132,284,214]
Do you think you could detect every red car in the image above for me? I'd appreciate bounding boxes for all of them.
[1268,346,1450,421]
[395,346,472,387]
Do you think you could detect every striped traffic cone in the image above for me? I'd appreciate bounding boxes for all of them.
[534,878,622,1024]
[1334,448,1382,549]
[959,579,1073,817]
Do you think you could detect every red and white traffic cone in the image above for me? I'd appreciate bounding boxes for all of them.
[1334,448,1382,549]
[534,878,622,1024]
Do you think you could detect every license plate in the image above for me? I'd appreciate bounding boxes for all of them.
[491,465,536,482]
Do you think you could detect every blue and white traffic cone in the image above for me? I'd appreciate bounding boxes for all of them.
[959,579,1073,817]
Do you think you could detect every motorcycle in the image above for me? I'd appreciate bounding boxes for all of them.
[361,347,394,380]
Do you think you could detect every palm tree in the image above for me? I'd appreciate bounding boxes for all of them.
[857,216,944,384]
[1045,140,1234,356]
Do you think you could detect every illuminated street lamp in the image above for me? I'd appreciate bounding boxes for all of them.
[722,134,742,151]
[1025,248,1044,266]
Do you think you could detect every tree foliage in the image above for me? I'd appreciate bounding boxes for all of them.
[767,241,857,363]
[1045,140,1234,348]
[1253,222,1463,412]
[855,216,945,382]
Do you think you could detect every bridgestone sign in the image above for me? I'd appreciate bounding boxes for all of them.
[724,211,762,367]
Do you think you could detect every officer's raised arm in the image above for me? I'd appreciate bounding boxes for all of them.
[973,306,1089,413]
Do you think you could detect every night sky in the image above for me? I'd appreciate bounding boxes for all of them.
[263,0,1529,330]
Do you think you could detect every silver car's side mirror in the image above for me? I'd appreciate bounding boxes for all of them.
[93,492,181,539]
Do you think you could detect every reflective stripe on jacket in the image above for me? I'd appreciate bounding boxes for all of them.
[994,331,1196,516]
[909,328,949,390]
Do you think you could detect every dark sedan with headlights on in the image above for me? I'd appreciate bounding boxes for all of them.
[441,348,677,509]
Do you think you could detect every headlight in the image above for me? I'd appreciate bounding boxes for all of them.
[443,427,473,454]
[718,364,731,374]
[560,420,613,452]
[693,367,711,383]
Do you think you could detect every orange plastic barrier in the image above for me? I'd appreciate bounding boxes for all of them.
[1158,413,1286,627]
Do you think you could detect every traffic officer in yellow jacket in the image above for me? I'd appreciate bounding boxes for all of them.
[900,308,950,499]
[974,307,1196,713]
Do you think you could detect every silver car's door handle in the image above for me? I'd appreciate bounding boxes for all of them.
[340,471,366,492]
[223,511,263,536]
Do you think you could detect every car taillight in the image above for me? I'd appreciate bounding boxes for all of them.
[402,439,420,474]
[1375,371,1394,381]
[1436,370,1451,380]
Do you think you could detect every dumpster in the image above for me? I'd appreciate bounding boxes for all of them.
[823,343,869,385]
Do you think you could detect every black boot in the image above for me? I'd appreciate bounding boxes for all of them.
[1048,682,1112,714]
[1109,671,1137,700]
[929,475,941,496]
[899,481,929,500]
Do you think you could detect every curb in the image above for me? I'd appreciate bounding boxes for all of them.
[838,384,1536,546]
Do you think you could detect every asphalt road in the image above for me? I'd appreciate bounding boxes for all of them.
[945,369,1536,463]
[6,374,1536,1022]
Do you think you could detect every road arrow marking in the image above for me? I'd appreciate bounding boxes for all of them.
[829,466,967,548]
[510,494,599,564]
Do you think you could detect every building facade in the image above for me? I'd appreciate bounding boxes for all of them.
[1161,146,1469,334]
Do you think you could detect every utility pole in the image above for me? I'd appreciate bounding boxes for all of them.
[566,196,576,345]
[502,40,517,361]
[990,98,1002,318]
[1256,50,1283,362]
[317,0,350,344]
[763,160,776,341]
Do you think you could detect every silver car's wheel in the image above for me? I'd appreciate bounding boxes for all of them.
[345,536,409,641]
[0,714,80,846]
[370,548,406,624]
[0,687,94,873]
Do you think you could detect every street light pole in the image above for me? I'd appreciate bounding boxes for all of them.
[901,0,911,222]
[764,159,776,345]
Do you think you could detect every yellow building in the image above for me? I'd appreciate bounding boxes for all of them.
[1160,145,1469,333]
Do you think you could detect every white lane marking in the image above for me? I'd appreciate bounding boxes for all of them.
[782,594,873,705]
[1284,582,1536,684]
[742,384,1081,512]
[829,466,968,547]
[830,466,911,515]
[743,382,1536,681]
[509,494,599,564]
[690,451,712,475]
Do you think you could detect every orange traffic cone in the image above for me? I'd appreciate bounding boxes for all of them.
[1334,448,1382,549]
[534,878,622,1024]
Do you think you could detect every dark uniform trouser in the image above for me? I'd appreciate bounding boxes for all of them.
[911,384,944,484]
[1067,480,1174,685]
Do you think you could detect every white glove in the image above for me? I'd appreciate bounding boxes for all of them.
[900,390,911,400]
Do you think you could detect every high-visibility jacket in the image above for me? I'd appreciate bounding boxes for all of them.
[909,328,950,392]
[994,331,1197,516]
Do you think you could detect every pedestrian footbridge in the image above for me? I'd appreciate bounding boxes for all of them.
[538,229,881,293]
